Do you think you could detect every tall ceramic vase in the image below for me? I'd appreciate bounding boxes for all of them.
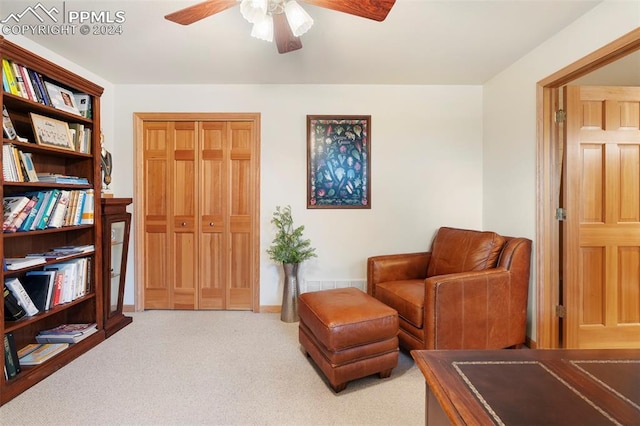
[281,263,300,322]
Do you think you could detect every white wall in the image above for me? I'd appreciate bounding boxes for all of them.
[483,1,640,339]
[114,85,484,306]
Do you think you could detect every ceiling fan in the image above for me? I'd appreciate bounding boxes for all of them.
[165,0,396,54]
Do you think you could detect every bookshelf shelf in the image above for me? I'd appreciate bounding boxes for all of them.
[1,36,104,406]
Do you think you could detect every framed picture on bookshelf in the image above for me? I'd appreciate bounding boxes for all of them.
[44,81,81,116]
[30,113,74,150]
[2,104,17,140]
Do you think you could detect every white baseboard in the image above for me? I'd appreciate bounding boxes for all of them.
[302,279,366,293]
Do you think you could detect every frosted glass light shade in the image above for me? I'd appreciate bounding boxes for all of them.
[251,14,274,42]
[240,0,268,24]
[284,1,313,37]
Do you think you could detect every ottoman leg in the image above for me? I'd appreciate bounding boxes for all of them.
[332,382,347,393]
[379,368,393,379]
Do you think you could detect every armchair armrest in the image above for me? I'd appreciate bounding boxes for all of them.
[424,267,525,349]
[367,252,431,296]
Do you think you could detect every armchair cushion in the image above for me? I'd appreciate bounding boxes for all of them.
[374,279,425,329]
[427,227,505,277]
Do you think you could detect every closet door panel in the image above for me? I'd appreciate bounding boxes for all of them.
[172,122,197,309]
[228,122,254,309]
[143,122,172,308]
[200,122,227,309]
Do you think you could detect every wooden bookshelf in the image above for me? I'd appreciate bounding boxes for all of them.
[1,36,104,406]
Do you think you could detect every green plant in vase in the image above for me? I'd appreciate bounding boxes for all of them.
[267,205,316,322]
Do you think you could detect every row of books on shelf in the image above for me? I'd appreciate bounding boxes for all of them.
[4,323,98,378]
[3,143,91,183]
[2,58,92,118]
[3,105,92,154]
[3,143,38,182]
[2,188,95,233]
[3,255,93,319]
[4,243,94,270]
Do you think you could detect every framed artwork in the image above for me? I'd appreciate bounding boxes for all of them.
[307,115,371,209]
[44,81,81,116]
[30,113,74,150]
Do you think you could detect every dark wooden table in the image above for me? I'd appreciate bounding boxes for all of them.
[412,349,640,425]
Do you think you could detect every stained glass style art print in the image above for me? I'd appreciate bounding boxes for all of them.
[307,115,371,209]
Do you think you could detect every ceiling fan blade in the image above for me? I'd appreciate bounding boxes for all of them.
[300,0,396,21]
[164,0,238,25]
[273,13,303,54]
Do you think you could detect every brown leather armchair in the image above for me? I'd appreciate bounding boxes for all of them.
[367,227,532,351]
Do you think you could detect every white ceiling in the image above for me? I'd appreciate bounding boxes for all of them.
[3,0,607,85]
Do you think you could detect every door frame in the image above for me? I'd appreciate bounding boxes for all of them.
[536,28,640,348]
[133,112,261,312]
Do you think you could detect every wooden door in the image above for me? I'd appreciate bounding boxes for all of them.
[138,114,259,311]
[564,85,640,348]
[172,122,198,309]
[199,122,227,309]
[141,120,173,309]
[227,121,255,309]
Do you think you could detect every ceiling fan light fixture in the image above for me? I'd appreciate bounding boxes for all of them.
[250,13,274,42]
[240,0,268,24]
[284,1,313,37]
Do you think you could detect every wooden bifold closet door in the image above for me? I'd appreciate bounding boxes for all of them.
[137,114,260,311]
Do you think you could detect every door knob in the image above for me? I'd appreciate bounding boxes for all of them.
[209,222,214,227]
[181,222,187,226]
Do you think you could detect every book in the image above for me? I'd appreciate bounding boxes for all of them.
[47,190,70,228]
[35,188,61,230]
[73,93,91,119]
[71,191,86,225]
[3,195,30,232]
[2,105,17,140]
[36,324,98,344]
[17,64,37,102]
[3,286,26,321]
[1,59,19,96]
[38,322,97,335]
[10,145,25,182]
[21,273,53,312]
[3,144,15,181]
[50,271,64,306]
[6,196,37,233]
[25,270,57,310]
[28,191,53,231]
[10,62,27,99]
[26,250,84,260]
[35,173,90,185]
[5,277,39,316]
[4,257,47,270]
[44,262,78,303]
[29,70,50,106]
[1,68,9,93]
[3,333,20,379]
[19,191,45,231]
[80,189,94,224]
[17,343,68,366]
[25,68,43,104]
[52,244,95,254]
[20,152,39,182]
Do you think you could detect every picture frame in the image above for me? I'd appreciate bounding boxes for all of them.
[2,104,17,140]
[30,113,74,150]
[44,81,81,116]
[307,115,371,209]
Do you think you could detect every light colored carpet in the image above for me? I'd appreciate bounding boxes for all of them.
[0,311,425,425]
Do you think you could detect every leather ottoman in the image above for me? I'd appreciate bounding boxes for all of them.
[298,287,399,393]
